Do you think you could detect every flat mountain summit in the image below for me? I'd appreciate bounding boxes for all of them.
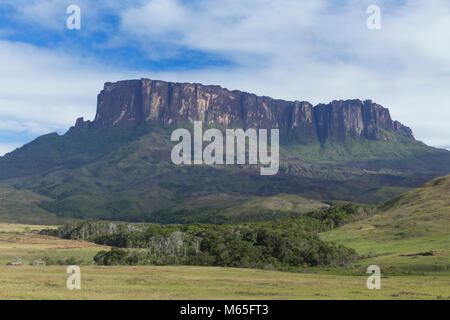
[0,79,449,223]
[76,79,413,144]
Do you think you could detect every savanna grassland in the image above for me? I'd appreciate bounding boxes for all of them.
[323,175,450,273]
[0,221,448,300]
[0,176,449,300]
[1,264,448,300]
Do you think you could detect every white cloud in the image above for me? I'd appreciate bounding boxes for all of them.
[0,40,137,136]
[0,0,449,156]
[120,0,450,146]
[0,142,24,156]
[2,0,137,34]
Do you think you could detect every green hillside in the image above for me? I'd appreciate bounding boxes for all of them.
[0,123,449,223]
[222,193,329,215]
[323,175,450,272]
[0,184,67,224]
[148,193,331,224]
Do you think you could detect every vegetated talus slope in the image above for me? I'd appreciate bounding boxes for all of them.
[0,122,449,224]
[0,184,68,225]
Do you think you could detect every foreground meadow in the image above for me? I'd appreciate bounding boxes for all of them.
[0,223,448,299]
[1,264,449,300]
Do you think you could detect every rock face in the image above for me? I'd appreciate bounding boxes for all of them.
[314,100,414,143]
[77,79,414,143]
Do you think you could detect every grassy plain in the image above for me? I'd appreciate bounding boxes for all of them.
[0,223,106,266]
[0,222,448,300]
[1,265,448,300]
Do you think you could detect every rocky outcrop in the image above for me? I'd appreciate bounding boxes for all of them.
[73,117,90,131]
[314,100,414,143]
[75,79,414,144]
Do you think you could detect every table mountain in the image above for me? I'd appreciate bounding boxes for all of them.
[0,79,449,223]
[79,79,413,144]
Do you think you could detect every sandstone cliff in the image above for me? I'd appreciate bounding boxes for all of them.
[74,79,414,144]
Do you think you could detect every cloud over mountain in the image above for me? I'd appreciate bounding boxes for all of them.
[0,0,449,154]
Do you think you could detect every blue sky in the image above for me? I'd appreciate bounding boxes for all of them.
[0,0,449,155]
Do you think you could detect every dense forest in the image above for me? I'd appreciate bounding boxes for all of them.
[41,203,374,270]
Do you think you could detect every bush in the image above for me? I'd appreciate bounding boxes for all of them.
[94,248,128,266]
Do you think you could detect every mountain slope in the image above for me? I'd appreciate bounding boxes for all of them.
[0,184,67,224]
[1,123,446,223]
[160,193,330,224]
[323,175,450,271]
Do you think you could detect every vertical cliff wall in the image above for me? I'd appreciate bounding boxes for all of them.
[74,79,414,144]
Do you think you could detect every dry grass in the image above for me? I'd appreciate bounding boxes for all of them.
[0,265,448,300]
[0,222,57,233]
[0,222,448,300]
[0,224,108,265]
